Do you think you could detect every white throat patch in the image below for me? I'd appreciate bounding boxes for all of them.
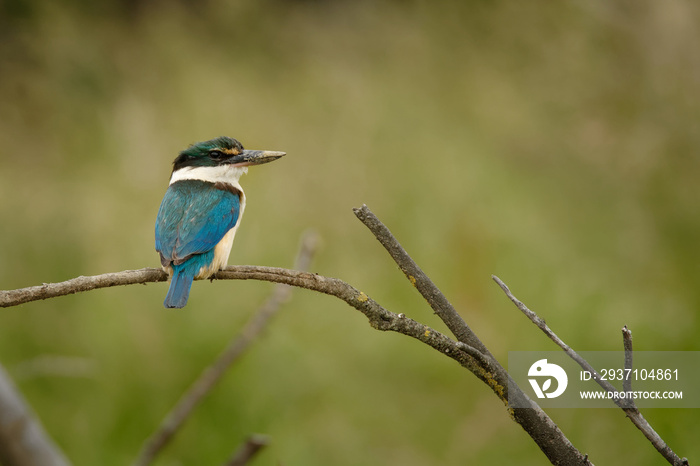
[169,165,248,186]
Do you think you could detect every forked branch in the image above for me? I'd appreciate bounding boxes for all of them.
[492,276,688,466]
[0,206,687,465]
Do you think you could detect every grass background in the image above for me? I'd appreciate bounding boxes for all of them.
[1,0,698,464]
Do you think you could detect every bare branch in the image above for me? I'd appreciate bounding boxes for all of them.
[491,276,574,351]
[223,434,269,466]
[0,363,71,466]
[353,205,490,355]
[0,266,466,367]
[353,206,588,465]
[491,275,616,393]
[133,231,320,466]
[620,326,687,465]
[0,269,167,308]
[493,276,688,466]
[622,325,633,397]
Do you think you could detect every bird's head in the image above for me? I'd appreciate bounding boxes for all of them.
[172,136,285,173]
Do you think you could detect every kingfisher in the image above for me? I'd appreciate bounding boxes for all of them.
[155,136,285,308]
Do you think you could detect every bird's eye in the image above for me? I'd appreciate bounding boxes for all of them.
[209,150,225,159]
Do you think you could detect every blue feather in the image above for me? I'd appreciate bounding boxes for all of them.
[164,267,194,309]
[155,180,241,308]
[163,250,216,308]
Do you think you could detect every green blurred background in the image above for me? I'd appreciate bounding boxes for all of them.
[1,0,698,464]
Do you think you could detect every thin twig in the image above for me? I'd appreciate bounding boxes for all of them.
[622,325,633,398]
[455,342,490,370]
[491,275,617,394]
[223,434,269,466]
[493,275,688,466]
[133,231,320,466]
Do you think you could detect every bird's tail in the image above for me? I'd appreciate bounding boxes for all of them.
[164,268,195,309]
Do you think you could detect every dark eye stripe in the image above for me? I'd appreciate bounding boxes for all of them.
[209,150,225,159]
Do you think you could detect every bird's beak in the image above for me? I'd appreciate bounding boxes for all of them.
[227,150,286,167]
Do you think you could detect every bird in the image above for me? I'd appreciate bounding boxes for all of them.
[155,136,285,308]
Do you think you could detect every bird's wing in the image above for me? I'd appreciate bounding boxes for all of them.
[155,180,241,265]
